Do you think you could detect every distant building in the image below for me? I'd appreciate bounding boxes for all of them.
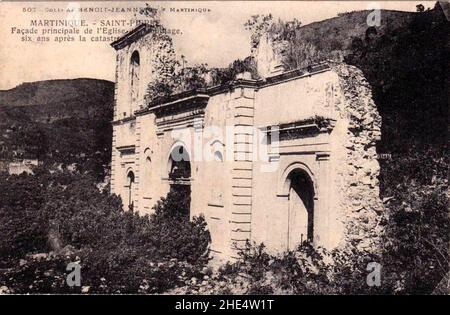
[110,24,384,260]
[3,159,39,175]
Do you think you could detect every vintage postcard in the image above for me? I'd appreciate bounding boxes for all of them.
[0,0,448,300]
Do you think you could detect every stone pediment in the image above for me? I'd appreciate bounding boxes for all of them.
[137,91,210,133]
[110,24,154,50]
[116,145,136,155]
[261,116,336,141]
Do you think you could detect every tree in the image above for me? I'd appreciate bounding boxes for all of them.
[244,14,274,48]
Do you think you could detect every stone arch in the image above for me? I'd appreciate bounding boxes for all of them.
[166,142,192,218]
[286,168,315,246]
[143,147,152,162]
[205,139,225,162]
[166,141,191,178]
[277,162,316,197]
[142,147,152,200]
[144,148,153,168]
[126,168,135,211]
[214,151,223,162]
[274,162,317,249]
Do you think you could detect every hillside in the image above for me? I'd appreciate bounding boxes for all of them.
[0,79,114,180]
[0,79,111,106]
[294,9,417,62]
[0,79,113,121]
[278,5,448,151]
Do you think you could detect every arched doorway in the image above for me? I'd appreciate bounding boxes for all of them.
[168,145,191,218]
[287,169,314,250]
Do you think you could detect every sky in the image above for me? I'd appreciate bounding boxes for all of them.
[0,1,437,90]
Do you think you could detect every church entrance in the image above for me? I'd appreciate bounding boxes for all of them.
[287,170,314,250]
[168,145,191,218]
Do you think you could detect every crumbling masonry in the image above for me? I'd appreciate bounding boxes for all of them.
[110,24,385,260]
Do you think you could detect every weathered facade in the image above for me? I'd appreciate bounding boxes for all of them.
[110,25,384,260]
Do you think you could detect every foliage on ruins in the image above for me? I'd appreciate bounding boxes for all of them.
[244,14,275,48]
[145,52,258,104]
[143,7,258,104]
[0,149,447,294]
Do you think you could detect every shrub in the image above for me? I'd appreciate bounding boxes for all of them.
[204,242,393,295]
[0,167,211,293]
[380,147,449,294]
[0,171,49,263]
[0,254,77,294]
[223,242,334,294]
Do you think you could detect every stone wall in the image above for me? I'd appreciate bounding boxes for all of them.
[332,63,385,252]
[111,28,176,210]
[110,24,387,258]
[252,30,386,253]
[252,68,343,252]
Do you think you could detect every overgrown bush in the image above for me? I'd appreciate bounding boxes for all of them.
[380,147,449,294]
[0,167,211,293]
[0,169,50,262]
[215,242,388,294]
[168,241,393,295]
[149,190,210,264]
[146,58,258,105]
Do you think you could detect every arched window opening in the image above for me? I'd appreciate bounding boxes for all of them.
[144,148,152,196]
[287,169,314,250]
[168,145,191,219]
[169,146,191,180]
[130,51,140,108]
[214,151,223,162]
[127,171,135,211]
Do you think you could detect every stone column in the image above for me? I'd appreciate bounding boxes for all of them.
[230,86,256,257]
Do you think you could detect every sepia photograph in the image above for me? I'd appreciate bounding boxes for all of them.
[0,0,448,301]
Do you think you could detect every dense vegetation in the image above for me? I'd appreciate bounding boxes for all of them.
[0,167,210,293]
[343,6,448,294]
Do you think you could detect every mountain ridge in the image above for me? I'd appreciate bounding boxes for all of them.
[0,78,114,108]
[0,78,115,180]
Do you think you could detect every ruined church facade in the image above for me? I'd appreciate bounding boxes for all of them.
[110,25,384,259]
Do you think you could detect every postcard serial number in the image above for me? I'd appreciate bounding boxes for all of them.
[218,299,274,310]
